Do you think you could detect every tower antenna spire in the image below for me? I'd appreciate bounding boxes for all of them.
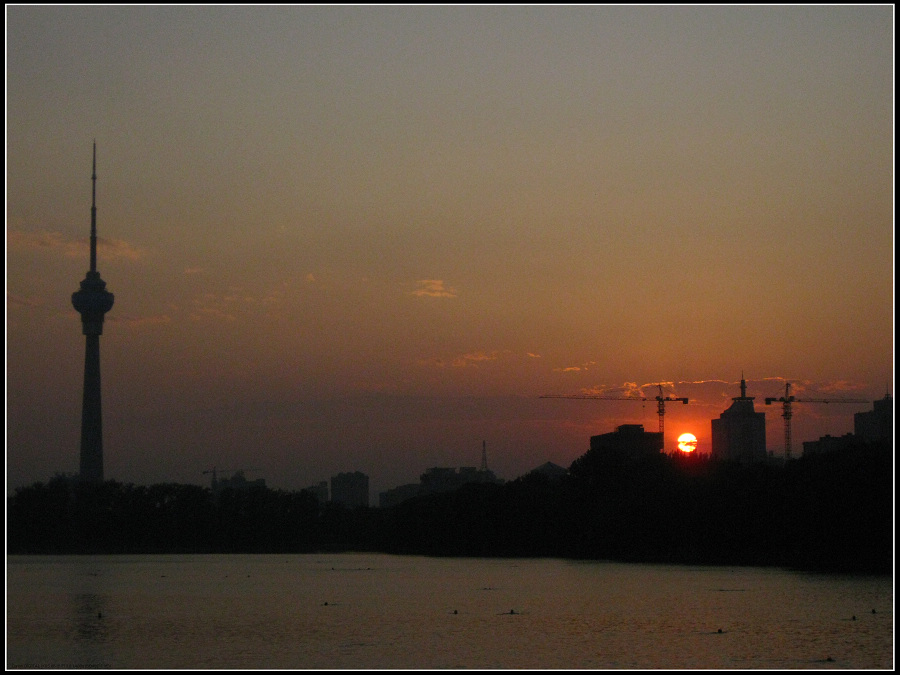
[90,141,97,273]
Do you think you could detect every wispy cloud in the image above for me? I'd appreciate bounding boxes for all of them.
[622,382,645,397]
[563,382,681,398]
[818,380,868,394]
[753,378,864,398]
[8,229,145,261]
[190,292,238,322]
[548,378,877,411]
[188,285,287,322]
[676,379,732,386]
[411,279,457,298]
[452,351,501,367]
[98,237,143,261]
[8,230,79,256]
[190,306,236,322]
[553,360,597,373]
[574,383,642,396]
[6,293,46,310]
[118,314,173,328]
[417,350,514,369]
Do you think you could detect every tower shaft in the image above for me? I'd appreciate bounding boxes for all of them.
[79,334,104,480]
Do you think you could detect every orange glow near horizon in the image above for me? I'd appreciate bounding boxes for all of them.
[4,7,892,495]
[677,433,698,453]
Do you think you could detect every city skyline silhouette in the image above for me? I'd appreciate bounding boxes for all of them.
[6,6,892,499]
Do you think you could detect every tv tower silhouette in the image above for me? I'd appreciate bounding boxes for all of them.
[71,143,115,481]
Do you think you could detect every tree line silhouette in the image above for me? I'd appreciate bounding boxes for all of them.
[7,437,892,573]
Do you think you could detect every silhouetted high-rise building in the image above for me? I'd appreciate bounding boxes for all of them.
[854,393,893,442]
[71,144,115,481]
[331,471,369,507]
[711,376,766,463]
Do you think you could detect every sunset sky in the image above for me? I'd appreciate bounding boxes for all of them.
[6,6,893,497]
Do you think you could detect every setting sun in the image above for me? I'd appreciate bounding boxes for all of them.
[677,433,698,453]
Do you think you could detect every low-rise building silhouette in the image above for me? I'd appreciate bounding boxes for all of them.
[802,433,858,457]
[213,470,266,492]
[379,483,422,508]
[331,471,369,507]
[304,481,329,504]
[527,461,569,480]
[378,463,503,508]
[589,424,663,462]
[419,465,502,493]
[803,394,893,456]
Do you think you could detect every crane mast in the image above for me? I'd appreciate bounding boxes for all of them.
[764,382,867,460]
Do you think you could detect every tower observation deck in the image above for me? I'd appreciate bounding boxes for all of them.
[71,143,115,481]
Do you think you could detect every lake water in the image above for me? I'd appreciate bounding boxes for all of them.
[6,554,893,669]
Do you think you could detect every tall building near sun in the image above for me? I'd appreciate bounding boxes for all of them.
[71,143,115,481]
[711,375,767,463]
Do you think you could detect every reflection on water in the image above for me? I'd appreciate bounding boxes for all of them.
[6,554,894,669]
[74,593,108,643]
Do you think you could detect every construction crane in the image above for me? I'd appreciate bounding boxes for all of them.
[764,382,867,460]
[540,384,688,442]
